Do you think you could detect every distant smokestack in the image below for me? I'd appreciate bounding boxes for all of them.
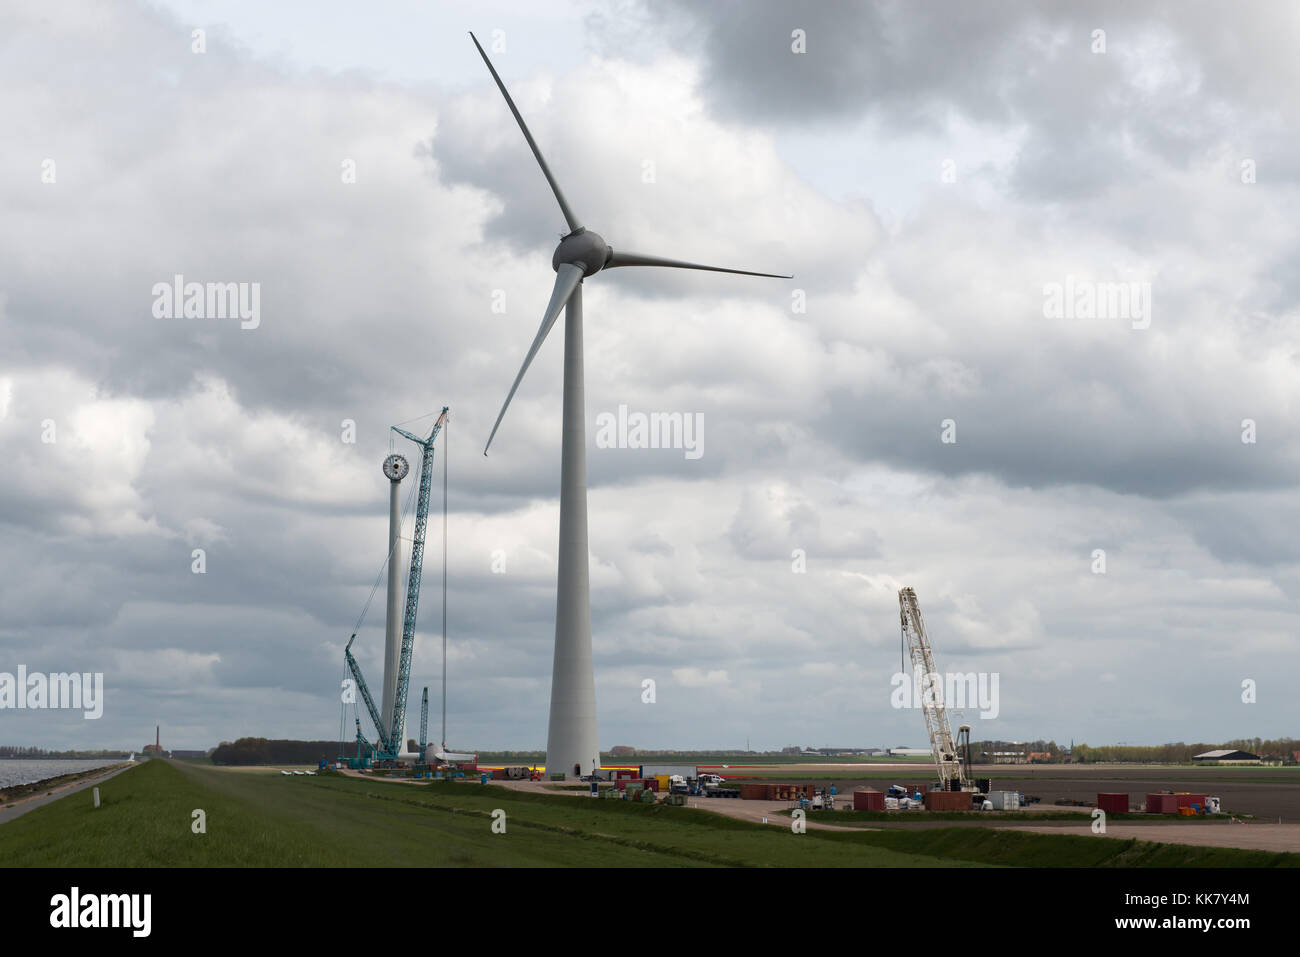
[156,725,160,751]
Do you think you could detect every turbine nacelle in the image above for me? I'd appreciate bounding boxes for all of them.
[470,29,790,458]
[468,28,791,783]
[552,227,610,277]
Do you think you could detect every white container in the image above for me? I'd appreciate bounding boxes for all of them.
[989,790,1020,810]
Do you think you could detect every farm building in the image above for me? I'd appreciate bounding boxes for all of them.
[1192,749,1260,764]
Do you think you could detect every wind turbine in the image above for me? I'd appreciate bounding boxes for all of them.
[471,32,790,779]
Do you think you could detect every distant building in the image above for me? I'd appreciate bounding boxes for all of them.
[889,748,933,758]
[1193,749,1260,764]
[984,751,1027,764]
[1027,751,1053,763]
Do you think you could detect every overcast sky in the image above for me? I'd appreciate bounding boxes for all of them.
[2,0,1297,753]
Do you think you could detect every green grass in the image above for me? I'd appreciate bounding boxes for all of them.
[0,761,965,868]
[819,826,1299,868]
[1,761,1292,868]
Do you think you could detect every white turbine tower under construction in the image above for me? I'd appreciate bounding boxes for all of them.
[380,453,409,744]
[470,32,790,778]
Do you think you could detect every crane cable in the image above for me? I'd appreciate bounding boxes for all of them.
[350,470,419,636]
[340,447,419,756]
[339,409,443,756]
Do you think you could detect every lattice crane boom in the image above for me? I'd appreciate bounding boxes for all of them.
[345,633,392,753]
[387,407,448,753]
[419,687,429,753]
[898,587,970,791]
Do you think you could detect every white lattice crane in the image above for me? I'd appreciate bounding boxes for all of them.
[898,586,972,792]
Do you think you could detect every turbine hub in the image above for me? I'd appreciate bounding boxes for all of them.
[552,228,609,277]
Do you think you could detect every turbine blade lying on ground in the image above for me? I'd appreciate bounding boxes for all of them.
[469,31,583,235]
[604,249,792,279]
[484,263,585,455]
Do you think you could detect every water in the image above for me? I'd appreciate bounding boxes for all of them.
[0,759,123,790]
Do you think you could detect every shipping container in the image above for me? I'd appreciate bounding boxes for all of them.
[1146,793,1179,814]
[1097,792,1129,813]
[924,790,972,811]
[988,790,1020,811]
[1175,793,1208,809]
[853,789,886,811]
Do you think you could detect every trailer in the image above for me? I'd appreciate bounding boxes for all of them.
[639,764,698,780]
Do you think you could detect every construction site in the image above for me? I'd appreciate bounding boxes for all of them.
[337,470,1239,827]
[319,33,1277,862]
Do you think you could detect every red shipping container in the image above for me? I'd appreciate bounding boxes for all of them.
[1175,793,1208,809]
[1097,793,1129,813]
[924,790,971,811]
[1146,793,1178,814]
[854,790,886,811]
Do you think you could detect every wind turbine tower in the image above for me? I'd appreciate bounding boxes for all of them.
[471,33,790,778]
[380,453,410,744]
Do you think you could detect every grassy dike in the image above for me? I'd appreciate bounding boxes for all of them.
[0,760,1292,867]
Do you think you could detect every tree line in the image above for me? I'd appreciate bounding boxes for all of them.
[972,738,1300,763]
[210,738,346,765]
[0,746,130,759]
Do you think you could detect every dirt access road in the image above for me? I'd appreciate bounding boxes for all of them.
[489,779,1300,851]
[1008,821,1300,853]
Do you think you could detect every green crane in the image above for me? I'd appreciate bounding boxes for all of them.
[419,687,429,754]
[345,407,448,758]
[345,633,388,754]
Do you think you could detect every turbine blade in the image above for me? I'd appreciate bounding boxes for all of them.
[469,31,582,234]
[484,263,585,455]
[604,249,792,279]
